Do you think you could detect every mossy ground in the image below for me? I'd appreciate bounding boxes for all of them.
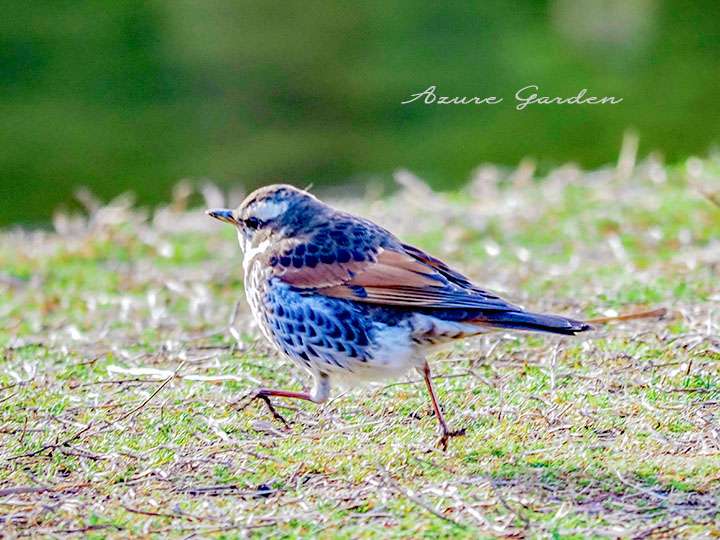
[1,158,719,538]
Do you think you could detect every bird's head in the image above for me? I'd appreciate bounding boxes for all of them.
[206,184,324,251]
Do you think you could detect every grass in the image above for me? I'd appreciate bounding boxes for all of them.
[1,155,719,538]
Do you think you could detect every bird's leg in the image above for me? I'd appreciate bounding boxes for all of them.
[419,362,466,451]
[236,388,314,428]
[236,374,330,428]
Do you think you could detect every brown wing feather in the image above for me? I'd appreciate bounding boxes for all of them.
[278,248,438,290]
[319,286,460,306]
[280,258,367,288]
[345,250,438,287]
[276,244,518,311]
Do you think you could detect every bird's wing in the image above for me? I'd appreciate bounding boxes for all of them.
[399,243,476,289]
[272,224,518,311]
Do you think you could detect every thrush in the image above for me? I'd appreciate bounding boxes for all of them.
[208,184,591,449]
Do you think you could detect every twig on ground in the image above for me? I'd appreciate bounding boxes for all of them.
[488,478,531,529]
[9,420,96,461]
[587,307,668,325]
[9,361,186,461]
[121,505,203,522]
[691,182,720,209]
[0,482,92,497]
[112,360,187,424]
[378,466,467,528]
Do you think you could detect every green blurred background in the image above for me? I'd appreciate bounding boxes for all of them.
[2,0,719,225]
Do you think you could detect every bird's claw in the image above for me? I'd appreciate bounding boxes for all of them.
[234,390,291,429]
[437,427,466,451]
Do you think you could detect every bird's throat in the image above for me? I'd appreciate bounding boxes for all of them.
[242,237,273,275]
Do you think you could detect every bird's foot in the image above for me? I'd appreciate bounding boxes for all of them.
[235,390,291,429]
[437,426,466,451]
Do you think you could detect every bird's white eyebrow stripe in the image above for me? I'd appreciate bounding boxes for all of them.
[252,200,289,221]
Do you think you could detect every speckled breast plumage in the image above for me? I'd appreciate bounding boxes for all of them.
[243,243,422,382]
[250,275,404,376]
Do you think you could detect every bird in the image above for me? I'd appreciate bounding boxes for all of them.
[207,184,591,450]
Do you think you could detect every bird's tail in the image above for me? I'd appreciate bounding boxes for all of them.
[473,310,592,335]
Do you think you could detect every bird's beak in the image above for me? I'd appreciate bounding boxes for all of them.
[206,209,238,225]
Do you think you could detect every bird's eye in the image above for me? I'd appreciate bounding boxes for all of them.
[244,216,263,230]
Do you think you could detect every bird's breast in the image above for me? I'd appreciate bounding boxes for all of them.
[243,257,276,345]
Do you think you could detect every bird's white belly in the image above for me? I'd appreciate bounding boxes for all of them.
[322,322,422,386]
